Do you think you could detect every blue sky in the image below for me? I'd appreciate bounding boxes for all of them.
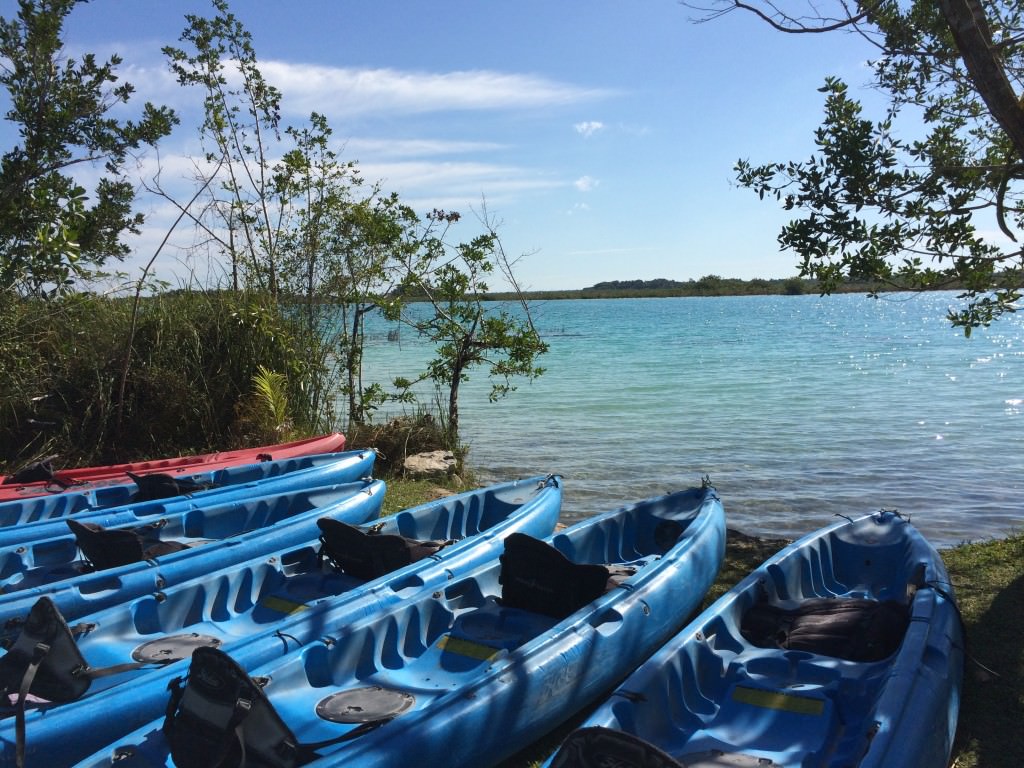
[6,0,878,290]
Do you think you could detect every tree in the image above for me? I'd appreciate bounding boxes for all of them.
[0,0,177,295]
[691,0,1024,333]
[393,209,548,447]
[163,0,283,296]
[273,114,418,425]
[163,1,547,443]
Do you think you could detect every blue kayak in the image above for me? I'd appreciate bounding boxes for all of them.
[0,449,376,549]
[544,510,964,768]
[1,475,562,767]
[0,478,384,631]
[74,482,725,768]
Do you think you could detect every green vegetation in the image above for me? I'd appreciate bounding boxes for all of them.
[0,290,321,467]
[692,1,1024,334]
[943,533,1024,767]
[484,275,907,301]
[0,0,177,296]
[345,410,457,479]
[391,209,547,445]
[0,0,544,472]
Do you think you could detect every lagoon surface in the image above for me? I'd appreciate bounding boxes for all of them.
[364,292,1024,547]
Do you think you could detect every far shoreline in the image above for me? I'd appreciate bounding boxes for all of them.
[479,277,963,303]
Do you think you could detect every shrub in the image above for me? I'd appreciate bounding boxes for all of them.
[344,409,455,477]
[0,290,325,471]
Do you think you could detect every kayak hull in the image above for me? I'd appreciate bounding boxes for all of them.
[0,460,380,628]
[75,483,726,768]
[0,449,375,548]
[3,475,562,766]
[545,511,964,768]
[0,433,347,501]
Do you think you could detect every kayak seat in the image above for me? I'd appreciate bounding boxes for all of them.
[739,596,910,662]
[66,519,191,571]
[316,519,449,581]
[166,646,382,768]
[2,458,57,485]
[549,726,684,768]
[165,646,303,768]
[126,471,214,502]
[499,533,611,620]
[0,596,91,705]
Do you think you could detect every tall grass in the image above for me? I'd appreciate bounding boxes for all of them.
[0,290,326,471]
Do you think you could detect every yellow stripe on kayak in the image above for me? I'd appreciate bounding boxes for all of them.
[732,686,825,716]
[438,635,501,661]
[258,595,308,615]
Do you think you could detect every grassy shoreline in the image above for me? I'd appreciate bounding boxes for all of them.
[386,479,1023,767]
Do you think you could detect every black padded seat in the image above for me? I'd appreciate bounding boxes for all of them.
[739,597,910,662]
[498,533,611,620]
[316,518,447,580]
[66,519,190,571]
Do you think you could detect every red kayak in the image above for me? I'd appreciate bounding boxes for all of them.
[0,433,347,501]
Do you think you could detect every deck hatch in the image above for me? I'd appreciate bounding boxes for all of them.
[131,633,222,663]
[316,686,415,723]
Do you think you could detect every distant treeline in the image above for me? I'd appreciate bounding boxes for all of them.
[283,275,967,306]
[482,275,926,301]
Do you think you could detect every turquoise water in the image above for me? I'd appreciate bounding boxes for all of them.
[363,292,1024,547]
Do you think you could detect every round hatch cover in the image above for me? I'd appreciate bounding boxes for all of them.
[132,633,222,663]
[316,686,415,723]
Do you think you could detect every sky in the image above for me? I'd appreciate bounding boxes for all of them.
[2,0,881,291]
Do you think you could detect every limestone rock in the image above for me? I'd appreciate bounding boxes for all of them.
[403,450,457,478]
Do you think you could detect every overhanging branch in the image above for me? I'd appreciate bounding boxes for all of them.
[937,0,1024,159]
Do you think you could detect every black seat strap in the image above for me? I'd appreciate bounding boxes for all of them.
[126,472,214,502]
[14,642,48,768]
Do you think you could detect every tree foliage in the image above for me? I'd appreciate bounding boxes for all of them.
[0,0,177,295]
[693,0,1024,333]
[162,1,546,445]
[392,209,548,445]
[163,0,283,295]
[273,112,421,425]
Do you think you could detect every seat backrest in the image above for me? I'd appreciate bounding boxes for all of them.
[67,519,146,570]
[126,471,213,502]
[3,458,56,485]
[499,533,610,620]
[0,596,91,703]
[66,519,189,570]
[317,518,442,581]
[164,646,300,768]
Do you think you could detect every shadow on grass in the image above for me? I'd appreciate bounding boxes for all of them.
[951,570,1024,768]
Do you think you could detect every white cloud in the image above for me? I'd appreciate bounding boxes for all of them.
[361,159,562,209]
[58,41,613,123]
[344,137,506,159]
[259,62,612,118]
[574,175,599,192]
[574,121,605,138]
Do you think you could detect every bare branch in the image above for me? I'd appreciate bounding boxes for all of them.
[682,0,884,33]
